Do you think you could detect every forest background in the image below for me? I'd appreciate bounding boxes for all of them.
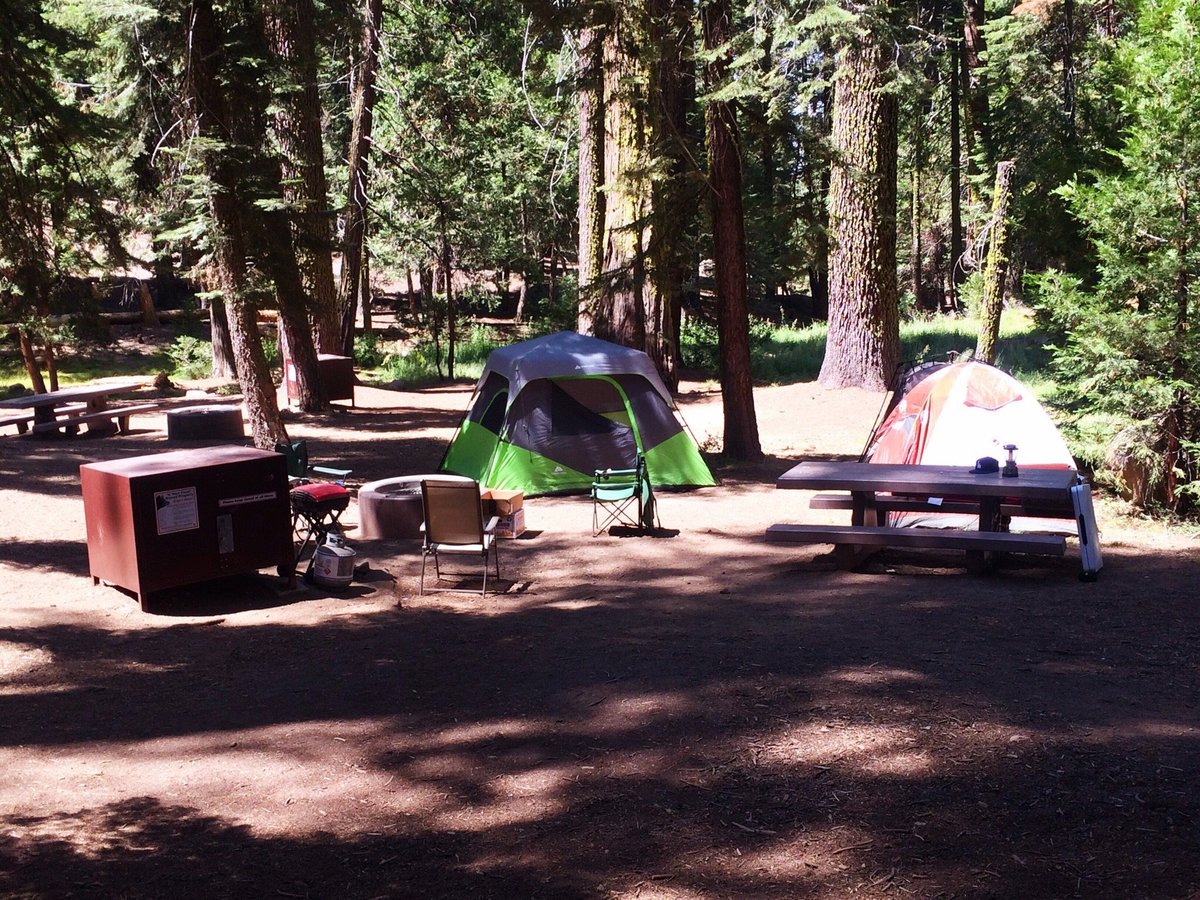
[0,0,1197,515]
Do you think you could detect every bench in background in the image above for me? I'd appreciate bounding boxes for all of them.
[766,523,1066,572]
[808,492,1074,520]
[32,403,159,436]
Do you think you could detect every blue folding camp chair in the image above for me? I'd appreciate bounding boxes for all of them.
[591,454,658,536]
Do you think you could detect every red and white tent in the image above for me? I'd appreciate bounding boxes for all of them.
[865,360,1075,530]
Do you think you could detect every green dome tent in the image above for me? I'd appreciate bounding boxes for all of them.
[440,332,716,496]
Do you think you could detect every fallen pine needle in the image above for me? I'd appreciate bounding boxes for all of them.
[730,821,777,835]
[833,840,875,854]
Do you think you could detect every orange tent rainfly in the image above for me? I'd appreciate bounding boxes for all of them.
[865,359,1075,532]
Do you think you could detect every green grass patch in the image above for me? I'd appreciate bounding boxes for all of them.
[681,308,1053,385]
[0,342,172,388]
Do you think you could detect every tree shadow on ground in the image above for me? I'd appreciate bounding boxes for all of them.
[2,539,1199,897]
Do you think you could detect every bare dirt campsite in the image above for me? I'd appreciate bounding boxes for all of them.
[2,377,1198,899]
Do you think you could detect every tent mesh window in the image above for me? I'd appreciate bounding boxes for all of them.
[505,379,638,473]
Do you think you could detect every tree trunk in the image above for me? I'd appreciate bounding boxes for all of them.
[949,43,965,311]
[17,329,48,393]
[263,0,340,353]
[1062,0,1076,140]
[419,266,433,311]
[406,269,417,312]
[598,11,648,349]
[185,0,287,449]
[911,165,923,309]
[962,0,990,164]
[645,0,694,391]
[208,297,237,378]
[576,22,606,335]
[360,252,372,333]
[259,200,327,411]
[40,328,57,395]
[819,16,900,391]
[702,0,762,461]
[137,280,161,326]
[441,222,455,380]
[340,0,383,355]
[976,160,1014,364]
[802,85,832,320]
[1163,186,1191,508]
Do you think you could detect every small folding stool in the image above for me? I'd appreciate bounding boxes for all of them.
[288,482,351,575]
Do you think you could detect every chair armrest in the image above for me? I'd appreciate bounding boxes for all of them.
[312,465,353,479]
[594,467,639,479]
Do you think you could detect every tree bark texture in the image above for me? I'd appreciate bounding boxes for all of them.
[576,21,606,335]
[976,159,1014,365]
[441,220,456,380]
[1062,0,1076,138]
[802,85,832,319]
[598,10,647,350]
[1163,185,1191,507]
[233,3,326,411]
[645,0,695,391]
[263,0,341,353]
[137,280,161,326]
[962,0,990,164]
[184,0,287,449]
[911,164,923,309]
[17,329,47,393]
[819,23,900,391]
[340,0,383,354]
[259,199,328,412]
[208,297,237,379]
[702,0,762,461]
[949,42,965,310]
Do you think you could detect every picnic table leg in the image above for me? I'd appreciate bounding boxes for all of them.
[837,490,882,569]
[31,407,56,428]
[82,398,118,436]
[967,496,1003,574]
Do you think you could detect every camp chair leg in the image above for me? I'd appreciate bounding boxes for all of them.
[482,540,500,595]
[421,544,499,595]
[592,491,642,536]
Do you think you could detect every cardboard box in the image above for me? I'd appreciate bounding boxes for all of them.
[483,489,524,517]
[494,506,526,538]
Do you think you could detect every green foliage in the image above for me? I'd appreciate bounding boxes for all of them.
[526,276,578,337]
[0,4,125,327]
[261,334,280,371]
[369,0,572,288]
[377,324,505,387]
[167,335,212,380]
[353,332,389,370]
[1035,0,1200,509]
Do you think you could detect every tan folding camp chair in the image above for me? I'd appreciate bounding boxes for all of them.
[420,479,501,595]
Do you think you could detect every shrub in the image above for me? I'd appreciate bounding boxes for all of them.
[354,332,388,369]
[167,335,211,379]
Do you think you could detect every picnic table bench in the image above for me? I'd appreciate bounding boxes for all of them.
[769,460,1087,575]
[0,383,156,437]
[1,402,89,435]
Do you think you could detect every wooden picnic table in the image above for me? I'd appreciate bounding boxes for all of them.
[768,460,1083,573]
[0,382,155,436]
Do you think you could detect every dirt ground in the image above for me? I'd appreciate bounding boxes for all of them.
[1,370,1199,899]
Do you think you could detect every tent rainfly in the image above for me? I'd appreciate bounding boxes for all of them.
[865,359,1076,531]
[440,332,716,496]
